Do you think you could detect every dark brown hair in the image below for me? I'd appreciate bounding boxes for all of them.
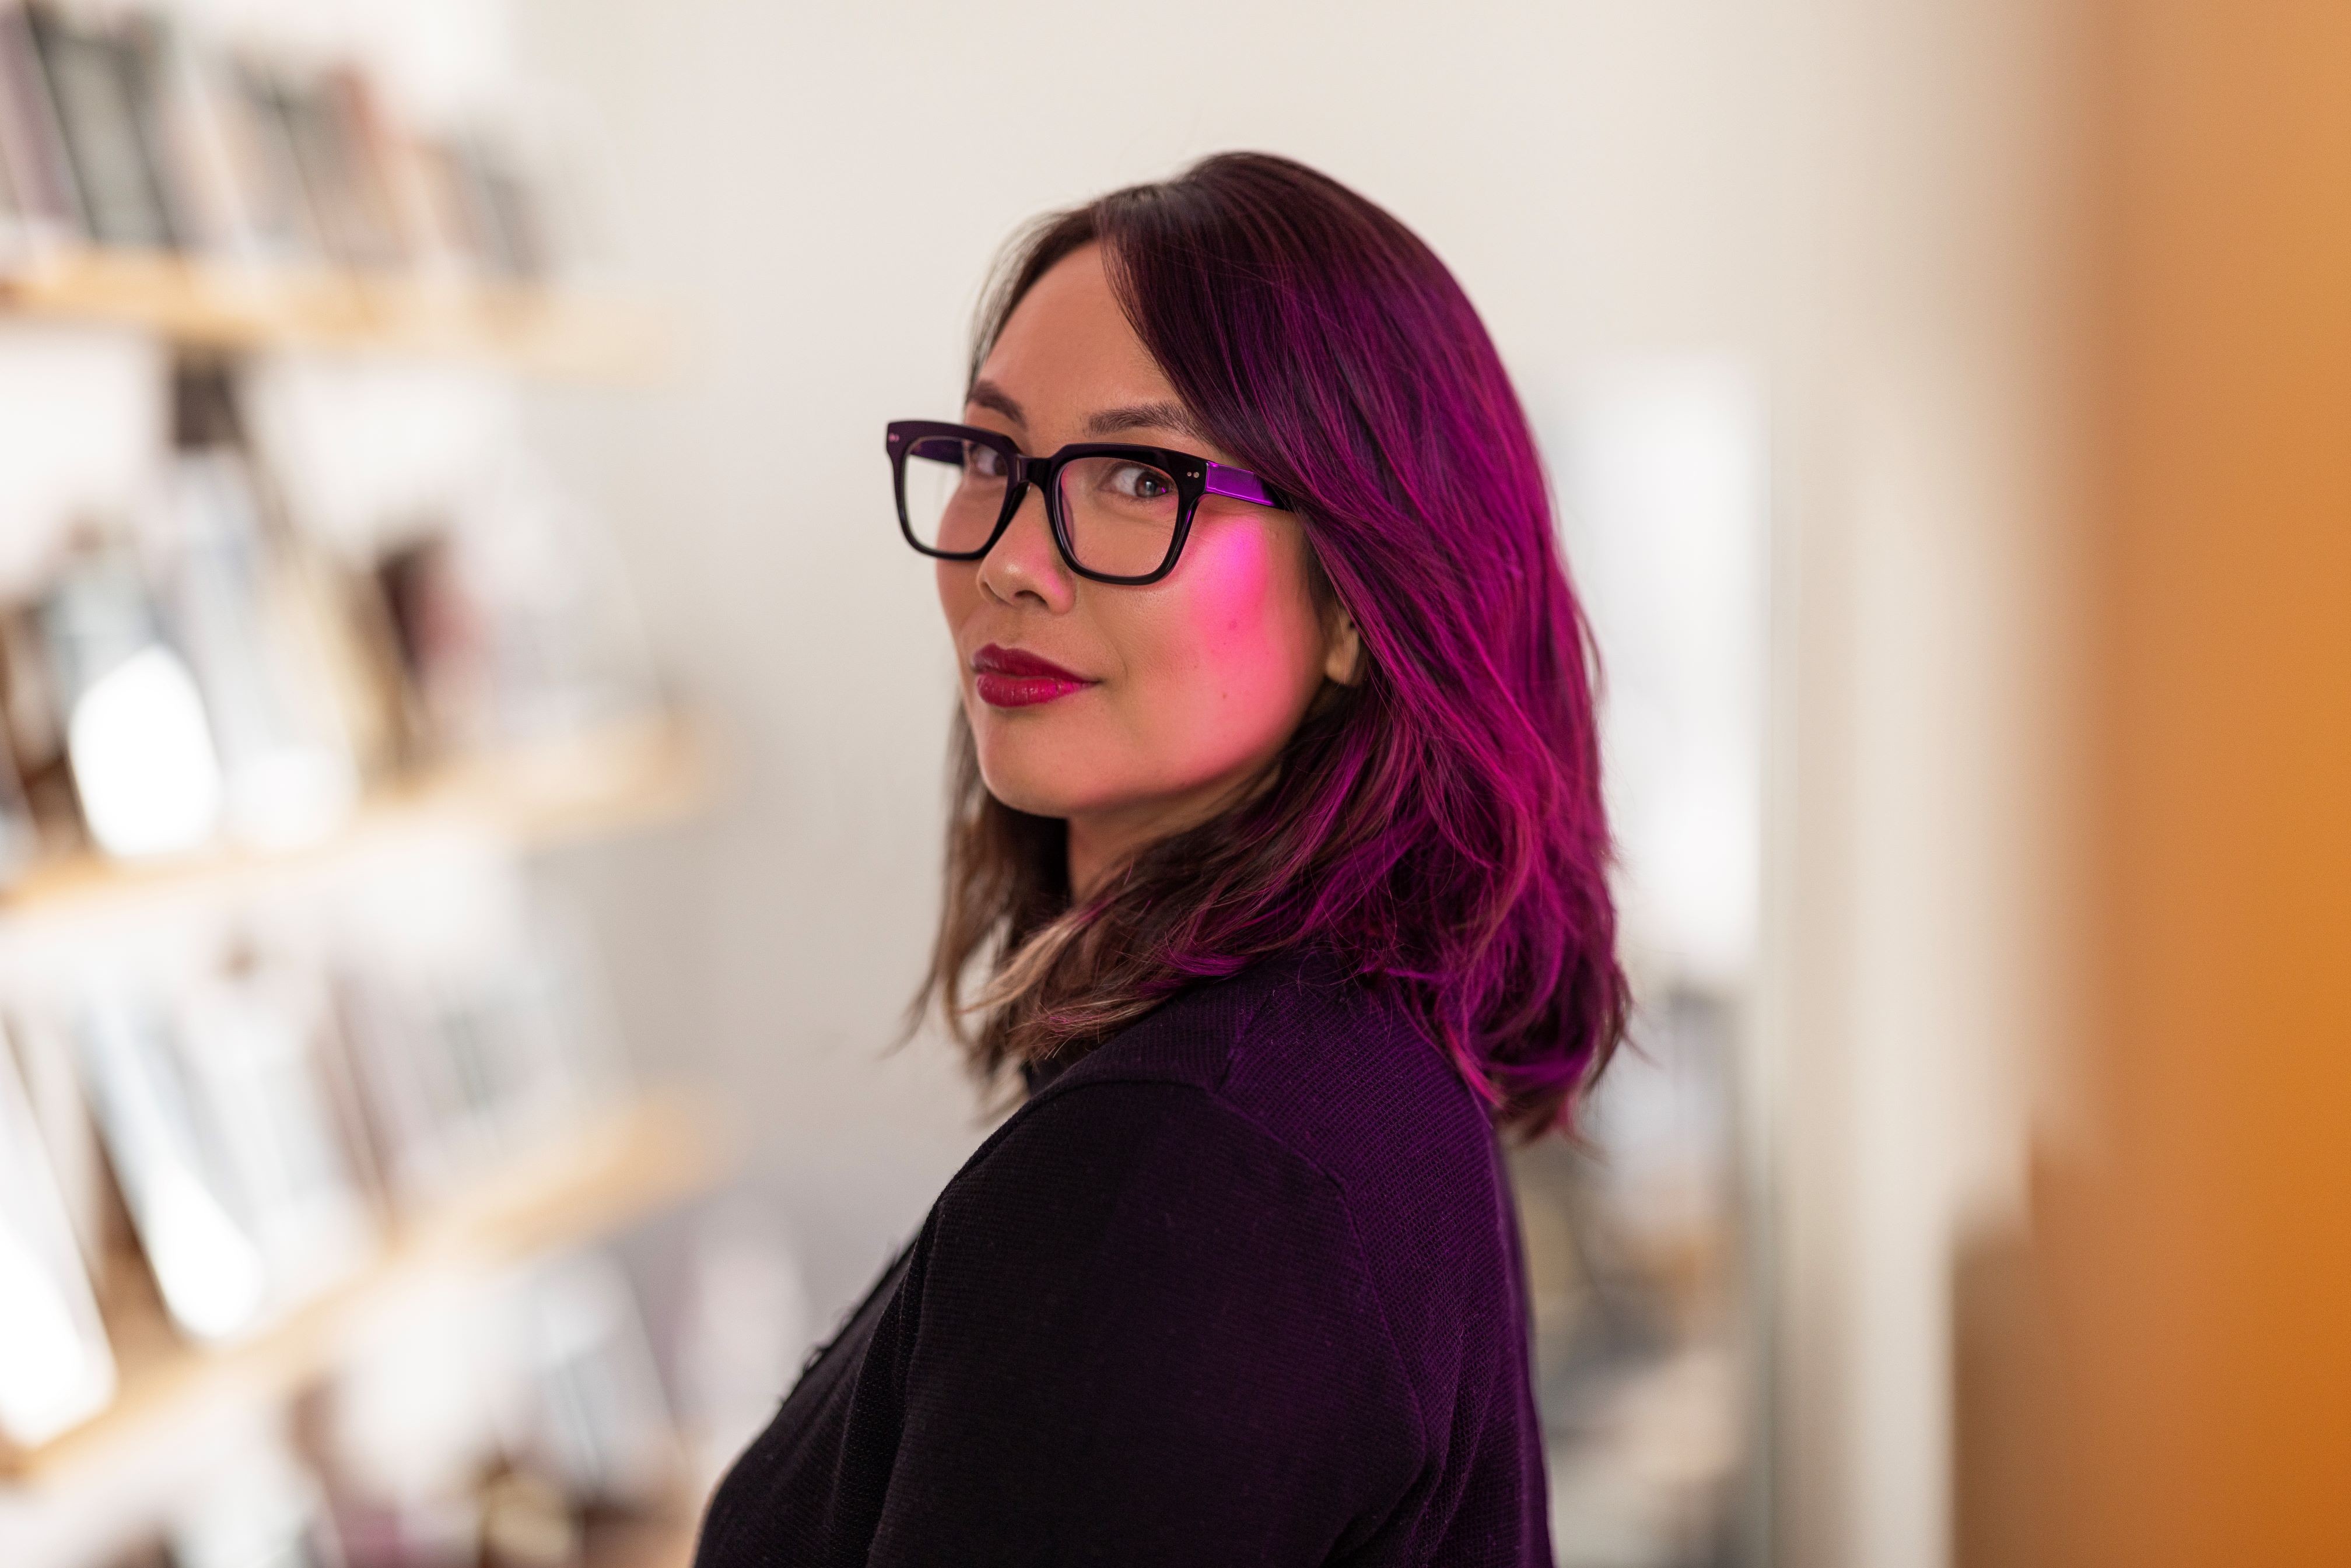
[908,153,1627,1143]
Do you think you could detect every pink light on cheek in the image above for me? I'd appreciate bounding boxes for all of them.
[1148,520,1318,732]
[1197,528,1273,676]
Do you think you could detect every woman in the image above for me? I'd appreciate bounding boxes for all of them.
[694,152,1625,1566]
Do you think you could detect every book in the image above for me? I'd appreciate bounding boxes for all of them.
[24,3,176,249]
[510,1251,682,1507]
[327,896,628,1217]
[0,1019,115,1448]
[74,986,267,1345]
[0,1,82,251]
[36,536,226,860]
[150,446,360,850]
[115,13,243,261]
[274,64,404,271]
[169,948,378,1306]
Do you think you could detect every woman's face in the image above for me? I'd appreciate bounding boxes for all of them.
[936,244,1357,888]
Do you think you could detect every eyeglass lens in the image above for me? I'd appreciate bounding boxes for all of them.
[902,436,1010,556]
[1055,455,1182,578]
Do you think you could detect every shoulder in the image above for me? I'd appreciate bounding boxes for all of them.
[935,1075,1345,1262]
[894,951,1528,1518]
[985,948,1530,1430]
[944,945,1513,1359]
[888,1072,1428,1531]
[911,948,1471,1397]
[1011,945,1501,1216]
[872,1077,1431,1559]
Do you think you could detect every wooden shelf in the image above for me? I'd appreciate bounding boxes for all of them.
[586,1506,704,1568]
[1,1090,730,1483]
[404,709,715,854]
[0,710,713,925]
[0,248,668,378]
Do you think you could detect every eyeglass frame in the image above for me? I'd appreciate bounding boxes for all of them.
[885,419,1295,586]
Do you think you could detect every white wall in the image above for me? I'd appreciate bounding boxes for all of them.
[1763,3,2082,1566]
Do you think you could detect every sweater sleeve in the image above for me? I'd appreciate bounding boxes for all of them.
[866,1079,1427,1567]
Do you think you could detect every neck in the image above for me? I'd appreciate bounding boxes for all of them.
[1063,764,1284,903]
[1063,809,1162,904]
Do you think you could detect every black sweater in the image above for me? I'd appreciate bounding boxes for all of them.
[690,945,1551,1565]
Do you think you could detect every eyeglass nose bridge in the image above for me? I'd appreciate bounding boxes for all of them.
[996,455,1053,527]
[978,459,1060,567]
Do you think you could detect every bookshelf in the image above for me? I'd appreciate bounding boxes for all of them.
[1,1090,729,1483]
[0,249,670,380]
[0,4,735,1560]
[0,708,712,922]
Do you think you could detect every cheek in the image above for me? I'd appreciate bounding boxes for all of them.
[936,559,978,626]
[1116,522,1323,761]
[936,560,987,666]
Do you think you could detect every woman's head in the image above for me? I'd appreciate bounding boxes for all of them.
[915,151,1626,1142]
[934,242,1363,894]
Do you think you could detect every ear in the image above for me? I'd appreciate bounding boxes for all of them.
[1322,601,1364,686]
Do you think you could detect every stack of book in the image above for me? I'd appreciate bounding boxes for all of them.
[0,1,564,283]
[0,352,657,876]
[0,854,716,1551]
[9,891,626,1369]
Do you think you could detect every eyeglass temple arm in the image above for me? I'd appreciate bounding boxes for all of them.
[1203,462,1290,510]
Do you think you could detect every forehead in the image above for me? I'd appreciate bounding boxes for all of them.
[976,245,1177,419]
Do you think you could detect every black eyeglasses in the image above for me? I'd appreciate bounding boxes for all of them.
[886,419,1294,585]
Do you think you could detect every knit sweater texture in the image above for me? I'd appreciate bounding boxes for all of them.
[690,944,1551,1566]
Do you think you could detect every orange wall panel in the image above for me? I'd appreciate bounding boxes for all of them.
[2048,2,2351,1562]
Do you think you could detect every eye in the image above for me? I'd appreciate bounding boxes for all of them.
[967,443,1010,479]
[1108,462,1172,500]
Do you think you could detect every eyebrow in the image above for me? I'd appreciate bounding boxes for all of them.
[963,379,1208,447]
[1083,400,1210,444]
[966,379,1026,426]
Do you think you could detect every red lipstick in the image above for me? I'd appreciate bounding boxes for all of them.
[972,643,1095,708]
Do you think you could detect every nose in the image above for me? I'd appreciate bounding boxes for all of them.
[976,482,1075,611]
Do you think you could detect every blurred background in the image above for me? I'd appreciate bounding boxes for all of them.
[0,2,2342,1567]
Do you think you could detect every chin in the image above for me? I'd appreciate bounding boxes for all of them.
[972,729,1094,820]
[979,774,1093,821]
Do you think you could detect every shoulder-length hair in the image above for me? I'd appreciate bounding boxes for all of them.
[912,151,1626,1143]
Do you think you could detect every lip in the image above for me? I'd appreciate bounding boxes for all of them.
[972,643,1096,708]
